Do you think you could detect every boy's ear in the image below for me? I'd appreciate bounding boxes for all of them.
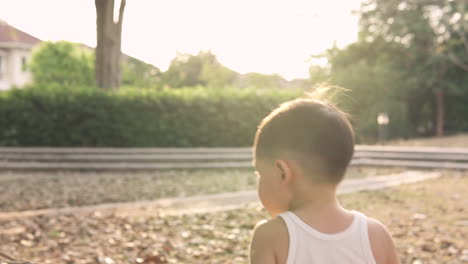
[275,160,293,183]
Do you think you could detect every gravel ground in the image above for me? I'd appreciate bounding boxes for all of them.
[0,172,466,264]
[0,166,403,212]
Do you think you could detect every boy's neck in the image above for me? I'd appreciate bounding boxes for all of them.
[287,183,353,233]
[288,182,340,214]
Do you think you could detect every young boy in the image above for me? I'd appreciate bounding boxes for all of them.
[249,98,400,264]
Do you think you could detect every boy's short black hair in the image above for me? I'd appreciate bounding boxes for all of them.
[254,98,354,184]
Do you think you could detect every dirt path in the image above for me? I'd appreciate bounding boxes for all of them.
[0,170,441,220]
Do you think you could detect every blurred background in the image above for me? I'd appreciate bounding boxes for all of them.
[0,0,466,146]
[0,1,467,264]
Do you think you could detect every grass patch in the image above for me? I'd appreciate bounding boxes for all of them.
[0,166,404,212]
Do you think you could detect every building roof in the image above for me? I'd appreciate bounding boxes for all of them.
[0,22,41,45]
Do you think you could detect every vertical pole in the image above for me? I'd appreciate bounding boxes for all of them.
[383,124,388,144]
[378,124,384,144]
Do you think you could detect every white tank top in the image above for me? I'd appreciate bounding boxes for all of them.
[278,210,377,264]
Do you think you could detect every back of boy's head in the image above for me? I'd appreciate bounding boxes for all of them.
[254,97,354,184]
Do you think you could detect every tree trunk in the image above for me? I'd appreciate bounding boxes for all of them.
[95,0,126,90]
[435,90,445,137]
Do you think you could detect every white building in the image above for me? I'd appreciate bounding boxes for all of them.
[0,22,40,90]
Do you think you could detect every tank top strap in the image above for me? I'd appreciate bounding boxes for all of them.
[278,212,297,264]
[353,211,377,264]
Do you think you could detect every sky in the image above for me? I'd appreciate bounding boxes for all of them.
[0,0,363,80]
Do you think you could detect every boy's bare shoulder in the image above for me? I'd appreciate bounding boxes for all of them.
[251,217,288,248]
[367,217,400,264]
[367,217,391,238]
[253,217,288,236]
[250,217,289,264]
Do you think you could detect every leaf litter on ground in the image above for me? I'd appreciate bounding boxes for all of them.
[0,171,466,264]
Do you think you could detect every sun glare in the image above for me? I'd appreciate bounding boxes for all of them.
[0,0,362,80]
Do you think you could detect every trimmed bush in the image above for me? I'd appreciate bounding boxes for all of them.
[0,86,301,147]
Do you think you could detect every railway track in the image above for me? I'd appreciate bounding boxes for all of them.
[1,145,468,171]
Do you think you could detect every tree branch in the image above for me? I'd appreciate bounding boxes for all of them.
[118,0,126,26]
[95,0,105,28]
[448,52,468,72]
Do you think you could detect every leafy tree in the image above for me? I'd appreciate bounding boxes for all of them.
[309,65,330,85]
[235,72,287,89]
[199,59,236,88]
[324,39,412,142]
[358,0,468,136]
[162,52,207,88]
[28,41,94,86]
[162,51,237,88]
[322,0,468,142]
[161,51,308,90]
[122,57,161,87]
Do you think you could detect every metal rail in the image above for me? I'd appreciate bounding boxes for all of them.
[0,145,467,171]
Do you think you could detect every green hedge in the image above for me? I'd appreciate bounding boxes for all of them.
[0,86,301,147]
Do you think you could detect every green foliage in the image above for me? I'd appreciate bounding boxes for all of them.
[28,41,95,86]
[122,57,161,88]
[321,0,468,142]
[325,40,413,142]
[161,51,300,90]
[308,65,330,85]
[235,72,287,90]
[199,60,236,88]
[28,41,163,89]
[446,91,468,133]
[0,86,301,147]
[162,51,237,88]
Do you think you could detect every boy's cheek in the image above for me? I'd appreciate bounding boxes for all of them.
[257,181,265,203]
[257,181,278,216]
[257,181,269,210]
